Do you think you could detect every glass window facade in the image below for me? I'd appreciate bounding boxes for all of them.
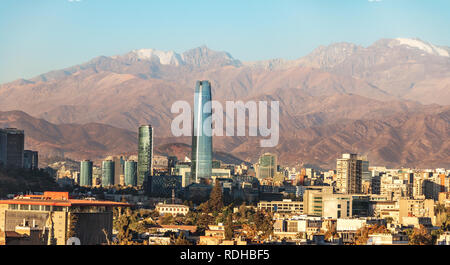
[80,160,93,186]
[137,125,153,186]
[101,160,115,187]
[191,81,213,183]
[124,160,138,186]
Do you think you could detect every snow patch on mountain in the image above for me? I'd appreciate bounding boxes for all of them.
[129,49,185,65]
[395,38,449,57]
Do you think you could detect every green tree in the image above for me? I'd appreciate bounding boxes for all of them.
[160,214,175,225]
[409,225,433,245]
[225,214,234,240]
[209,181,224,213]
[172,232,191,245]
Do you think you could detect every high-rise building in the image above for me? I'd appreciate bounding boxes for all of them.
[336,153,362,194]
[80,160,93,187]
[23,150,38,170]
[257,153,277,179]
[191,80,213,183]
[124,160,138,186]
[113,156,125,186]
[0,128,25,168]
[101,160,115,187]
[137,125,153,186]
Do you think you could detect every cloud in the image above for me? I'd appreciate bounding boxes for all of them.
[368,0,383,2]
[68,0,82,2]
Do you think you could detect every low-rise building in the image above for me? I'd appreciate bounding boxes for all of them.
[155,203,190,216]
[0,191,129,245]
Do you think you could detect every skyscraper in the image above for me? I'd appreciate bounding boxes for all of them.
[23,150,39,170]
[124,160,138,186]
[191,80,213,183]
[80,160,93,187]
[102,160,115,187]
[336,153,362,194]
[0,128,25,168]
[137,125,153,186]
[257,153,278,179]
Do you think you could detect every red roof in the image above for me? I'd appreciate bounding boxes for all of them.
[0,192,130,207]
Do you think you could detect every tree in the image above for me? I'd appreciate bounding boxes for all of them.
[224,214,234,240]
[208,181,224,213]
[67,214,78,238]
[172,232,191,245]
[354,224,389,245]
[160,214,175,225]
[409,225,433,245]
[115,214,132,245]
[196,213,215,233]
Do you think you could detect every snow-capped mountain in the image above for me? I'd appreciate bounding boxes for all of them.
[112,45,242,69]
[392,38,449,57]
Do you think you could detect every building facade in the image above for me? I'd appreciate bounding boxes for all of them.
[0,128,25,168]
[80,160,93,187]
[124,160,137,186]
[137,125,153,186]
[101,160,115,187]
[191,81,213,184]
[336,153,362,194]
[257,153,278,179]
[0,192,129,245]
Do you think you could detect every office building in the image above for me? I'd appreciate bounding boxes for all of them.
[124,160,137,186]
[191,80,213,183]
[80,160,93,187]
[0,128,25,168]
[101,160,115,187]
[137,125,153,186]
[257,153,277,179]
[23,150,38,170]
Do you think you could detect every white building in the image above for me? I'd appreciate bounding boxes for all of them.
[155,203,190,216]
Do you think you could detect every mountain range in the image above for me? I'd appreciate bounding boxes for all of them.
[0,38,449,169]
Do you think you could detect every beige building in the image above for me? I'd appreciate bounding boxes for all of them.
[0,192,129,245]
[258,200,304,214]
[398,198,435,225]
[155,203,190,216]
[336,154,362,194]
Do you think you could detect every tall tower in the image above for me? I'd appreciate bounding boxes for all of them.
[101,160,115,187]
[124,160,138,186]
[191,80,213,183]
[336,153,362,194]
[137,125,153,186]
[80,160,93,187]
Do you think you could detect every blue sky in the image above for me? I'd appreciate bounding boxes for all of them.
[0,0,449,83]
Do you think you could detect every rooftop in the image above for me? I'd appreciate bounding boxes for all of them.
[0,191,130,207]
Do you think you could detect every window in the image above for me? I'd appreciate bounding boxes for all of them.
[8,204,18,210]
[53,206,63,211]
[30,205,40,211]
[20,204,30,210]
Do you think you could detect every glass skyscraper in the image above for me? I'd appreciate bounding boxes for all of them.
[257,153,277,179]
[191,80,213,183]
[137,125,153,186]
[101,160,115,187]
[124,160,138,186]
[80,160,93,187]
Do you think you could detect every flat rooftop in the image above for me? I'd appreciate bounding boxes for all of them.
[0,191,129,207]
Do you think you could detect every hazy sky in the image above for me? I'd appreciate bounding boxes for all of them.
[0,0,449,83]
